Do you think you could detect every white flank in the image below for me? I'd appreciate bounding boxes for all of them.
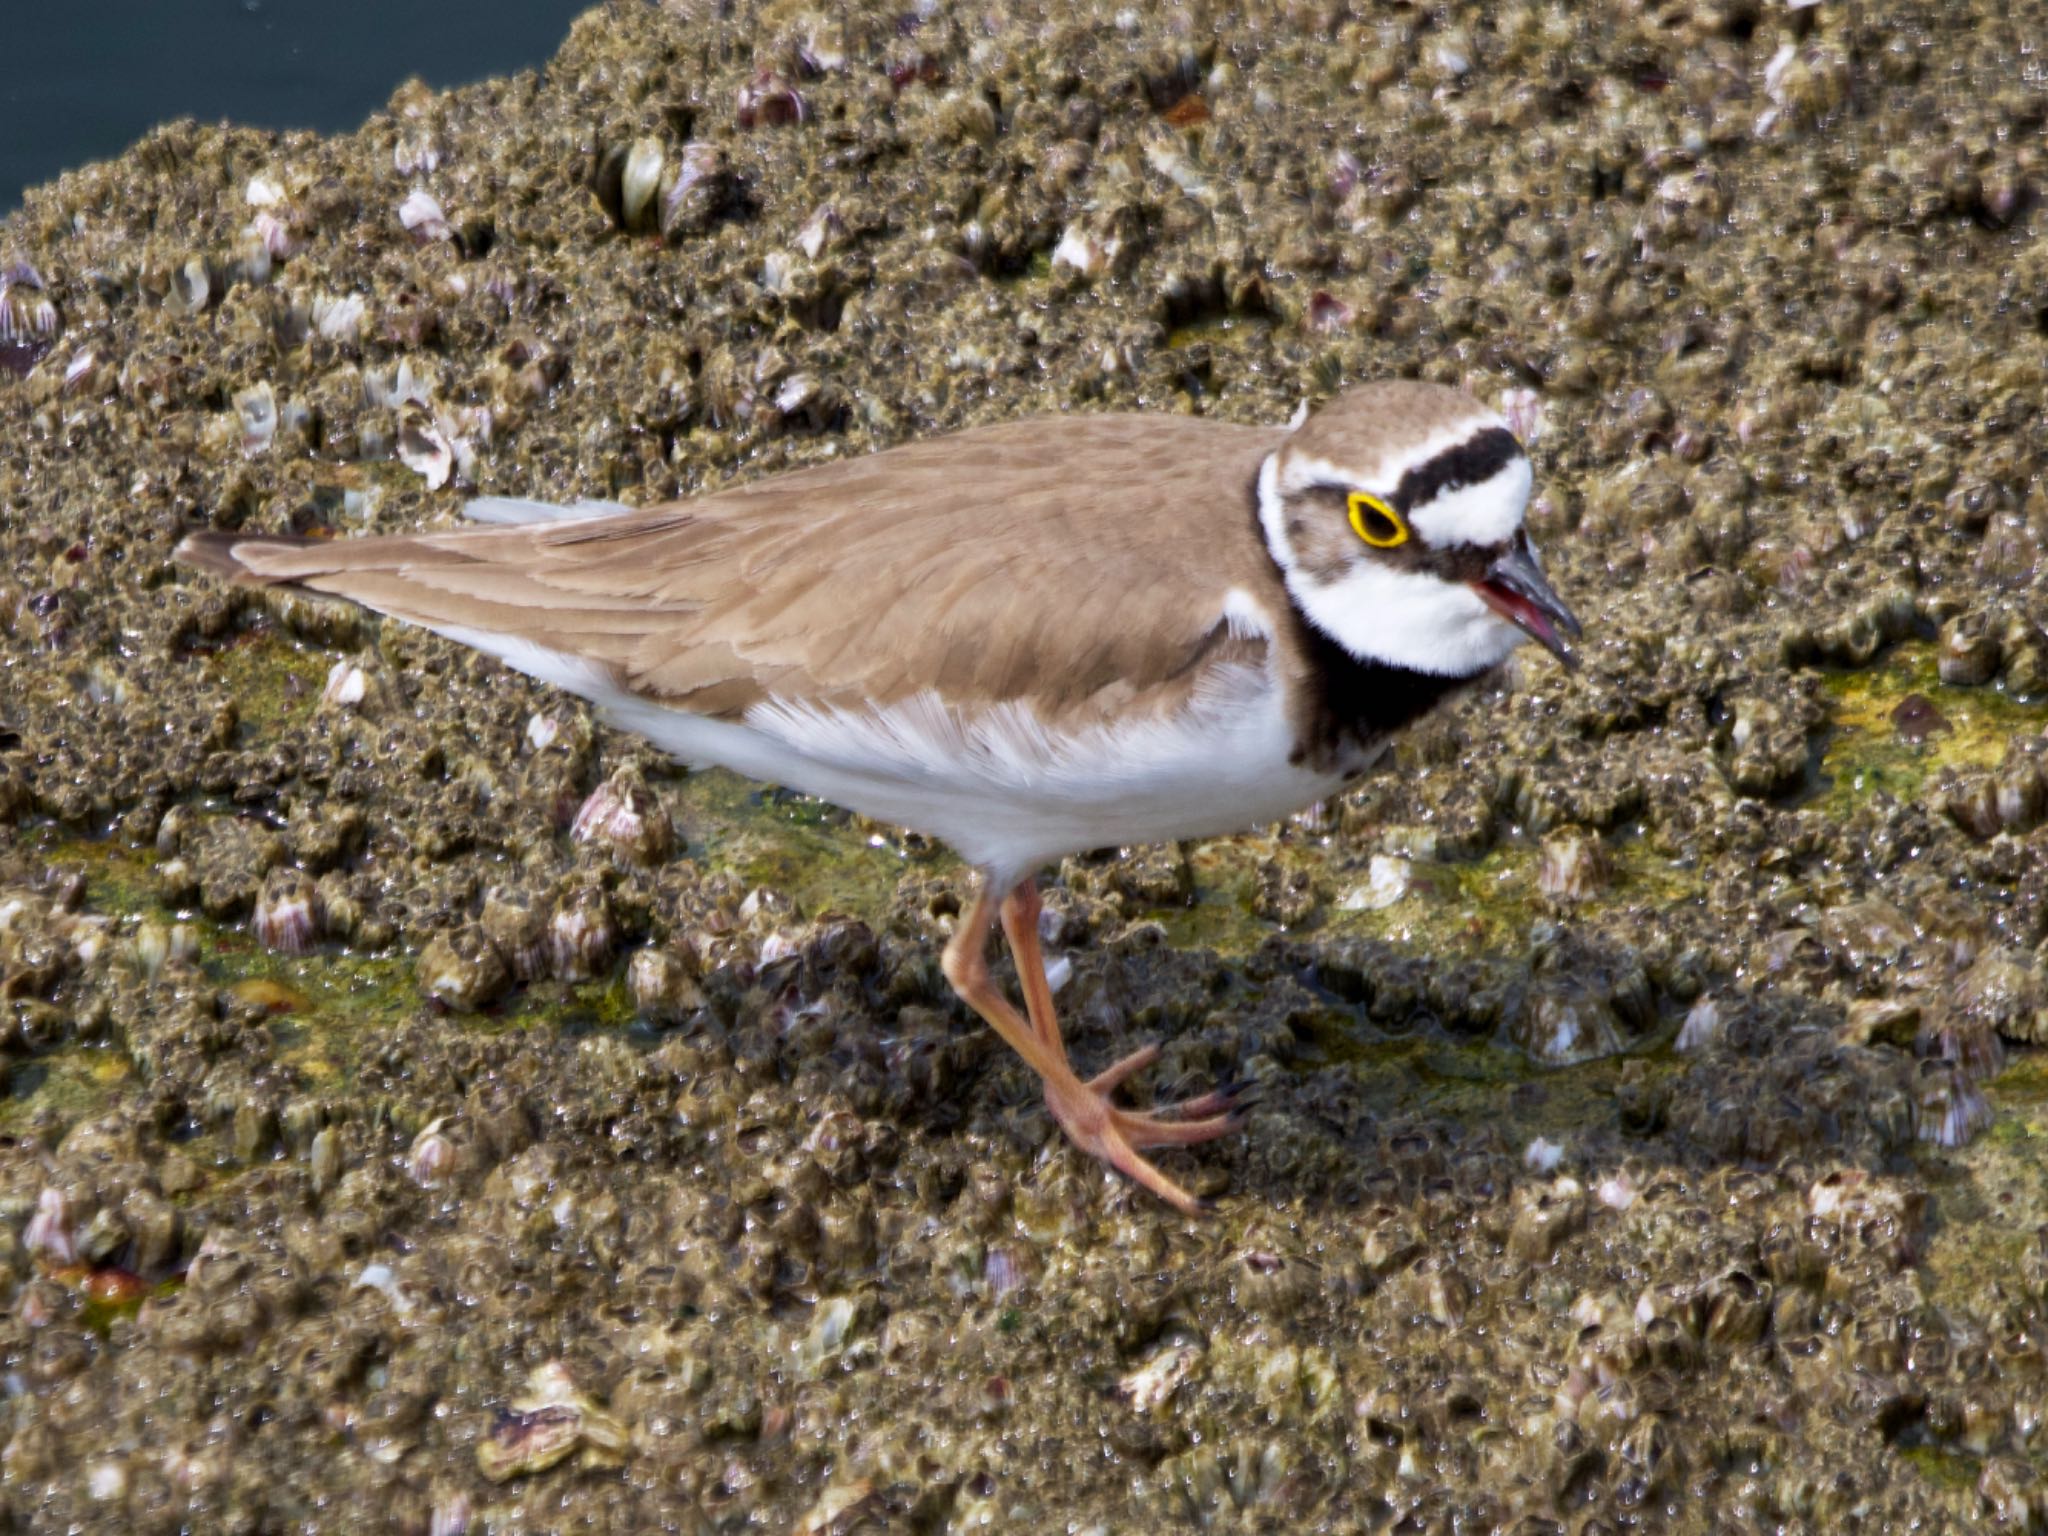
[431,615,1342,880]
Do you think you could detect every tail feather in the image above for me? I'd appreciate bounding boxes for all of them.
[173,530,327,585]
[171,523,667,644]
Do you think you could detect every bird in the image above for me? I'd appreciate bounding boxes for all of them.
[177,379,1580,1213]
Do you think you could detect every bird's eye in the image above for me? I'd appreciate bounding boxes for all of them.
[1347,492,1409,549]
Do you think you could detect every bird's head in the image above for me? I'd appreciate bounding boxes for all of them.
[1257,381,1580,677]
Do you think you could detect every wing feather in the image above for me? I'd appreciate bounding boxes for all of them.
[176,413,1292,726]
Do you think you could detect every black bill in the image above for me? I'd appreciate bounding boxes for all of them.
[1472,540,1582,668]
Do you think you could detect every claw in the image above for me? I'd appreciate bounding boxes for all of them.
[1162,1083,1248,1120]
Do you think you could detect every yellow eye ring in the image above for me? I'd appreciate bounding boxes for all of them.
[1347,492,1409,548]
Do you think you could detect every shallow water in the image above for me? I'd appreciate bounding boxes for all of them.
[2,1,585,211]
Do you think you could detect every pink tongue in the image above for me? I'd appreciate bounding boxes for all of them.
[1480,580,1557,648]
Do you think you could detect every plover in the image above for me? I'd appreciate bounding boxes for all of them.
[179,380,1580,1212]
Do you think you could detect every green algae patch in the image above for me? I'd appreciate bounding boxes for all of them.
[1896,1441,1982,1497]
[1166,831,1702,959]
[17,829,160,916]
[1818,643,2047,815]
[203,934,423,1080]
[1165,313,1275,352]
[0,1047,136,1137]
[669,767,938,921]
[185,628,330,741]
[1916,1053,2048,1316]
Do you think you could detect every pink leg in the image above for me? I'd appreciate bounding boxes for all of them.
[938,872,1246,1213]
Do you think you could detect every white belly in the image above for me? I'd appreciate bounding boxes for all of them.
[632,672,1350,876]
[436,626,1351,878]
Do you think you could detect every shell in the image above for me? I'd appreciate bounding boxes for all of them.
[795,203,846,260]
[627,947,704,1024]
[591,138,667,234]
[477,1363,629,1482]
[252,868,323,954]
[660,143,735,241]
[619,139,666,232]
[1300,290,1354,336]
[481,889,550,983]
[408,1116,467,1187]
[569,766,675,867]
[23,1187,75,1265]
[394,128,442,177]
[1536,827,1611,902]
[1117,1340,1203,1412]
[546,887,616,982]
[736,70,806,129]
[0,260,61,374]
[396,404,455,490]
[399,189,454,242]
[1511,983,1624,1066]
[1945,946,2047,1046]
[1994,756,2047,834]
[233,382,279,456]
[1936,612,2001,686]
[311,292,366,345]
[1675,995,1724,1053]
[1913,1059,1992,1148]
[164,256,217,317]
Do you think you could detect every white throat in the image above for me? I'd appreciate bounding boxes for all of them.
[1255,452,1526,678]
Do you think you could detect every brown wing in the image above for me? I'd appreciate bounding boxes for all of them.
[178,413,1292,725]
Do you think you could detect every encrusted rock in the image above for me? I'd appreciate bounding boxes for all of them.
[416,925,511,1013]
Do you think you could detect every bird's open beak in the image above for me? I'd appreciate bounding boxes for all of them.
[1472,541,1582,668]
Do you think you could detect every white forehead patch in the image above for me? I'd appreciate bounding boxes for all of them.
[1407,453,1532,549]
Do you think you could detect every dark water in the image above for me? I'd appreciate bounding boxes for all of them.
[2,0,592,212]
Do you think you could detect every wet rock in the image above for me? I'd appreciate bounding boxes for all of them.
[416,925,511,1013]
[1819,899,1921,985]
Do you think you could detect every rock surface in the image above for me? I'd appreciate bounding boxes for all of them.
[0,0,2045,1529]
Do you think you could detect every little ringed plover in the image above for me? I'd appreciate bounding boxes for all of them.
[178,379,1581,1213]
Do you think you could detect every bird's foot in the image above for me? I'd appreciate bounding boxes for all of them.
[1042,1049,1249,1215]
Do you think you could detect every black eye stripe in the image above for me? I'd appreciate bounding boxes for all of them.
[1389,426,1522,514]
